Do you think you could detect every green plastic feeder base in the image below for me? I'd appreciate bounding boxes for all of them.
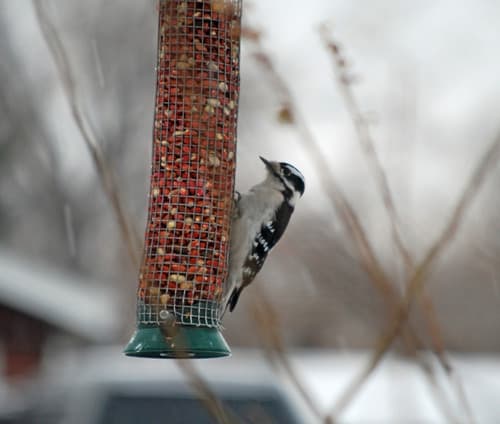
[124,325,231,359]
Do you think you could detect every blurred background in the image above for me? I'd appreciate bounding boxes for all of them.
[1,0,500,422]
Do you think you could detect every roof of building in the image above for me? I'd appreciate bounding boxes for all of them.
[0,248,120,342]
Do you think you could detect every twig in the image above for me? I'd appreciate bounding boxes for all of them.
[416,357,460,424]
[318,25,412,273]
[251,285,326,423]
[326,131,500,420]
[177,362,232,424]
[250,40,401,317]
[244,22,486,422]
[34,0,141,268]
[245,28,435,423]
[318,23,452,357]
[318,23,472,417]
[248,29,432,361]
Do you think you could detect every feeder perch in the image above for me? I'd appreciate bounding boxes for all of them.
[124,0,242,359]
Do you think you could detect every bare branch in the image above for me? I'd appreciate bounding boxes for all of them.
[317,26,450,363]
[318,24,478,420]
[418,359,461,424]
[248,32,401,315]
[34,0,141,268]
[250,34,444,375]
[318,24,413,274]
[176,359,233,424]
[327,131,500,420]
[243,26,439,423]
[251,285,326,423]
[245,21,486,422]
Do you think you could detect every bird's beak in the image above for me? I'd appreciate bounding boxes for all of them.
[260,156,280,176]
[259,156,272,171]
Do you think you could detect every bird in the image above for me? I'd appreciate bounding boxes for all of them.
[223,156,305,314]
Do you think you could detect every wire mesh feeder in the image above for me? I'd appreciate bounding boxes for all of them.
[124,0,242,359]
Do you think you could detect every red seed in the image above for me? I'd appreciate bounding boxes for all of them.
[171,264,186,273]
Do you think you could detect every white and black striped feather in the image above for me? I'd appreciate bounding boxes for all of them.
[227,201,293,312]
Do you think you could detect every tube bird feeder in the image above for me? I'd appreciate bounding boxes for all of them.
[124,0,242,358]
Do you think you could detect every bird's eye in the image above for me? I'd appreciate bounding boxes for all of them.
[283,168,290,177]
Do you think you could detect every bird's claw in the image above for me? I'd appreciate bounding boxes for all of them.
[232,191,241,218]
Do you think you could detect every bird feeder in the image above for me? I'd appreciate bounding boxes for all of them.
[124,0,242,358]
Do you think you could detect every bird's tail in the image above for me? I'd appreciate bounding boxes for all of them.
[220,287,242,320]
[227,287,242,312]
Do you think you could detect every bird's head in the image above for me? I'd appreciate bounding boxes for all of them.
[260,156,305,205]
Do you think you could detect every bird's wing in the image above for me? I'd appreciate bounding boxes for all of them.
[241,200,294,286]
[228,202,294,312]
